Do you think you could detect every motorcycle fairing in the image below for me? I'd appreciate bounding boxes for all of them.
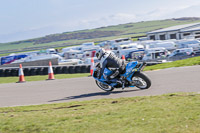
[93,68,117,87]
[121,61,138,82]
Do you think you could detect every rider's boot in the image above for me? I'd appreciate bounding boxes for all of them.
[116,80,122,85]
[122,81,125,90]
[116,79,125,89]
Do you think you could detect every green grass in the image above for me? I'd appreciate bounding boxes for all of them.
[0,73,90,84]
[0,53,11,57]
[0,93,199,133]
[144,56,200,71]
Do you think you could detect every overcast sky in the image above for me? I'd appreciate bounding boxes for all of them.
[1,0,200,43]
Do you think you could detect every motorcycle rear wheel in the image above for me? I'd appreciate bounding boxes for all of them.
[131,72,151,89]
[95,80,114,92]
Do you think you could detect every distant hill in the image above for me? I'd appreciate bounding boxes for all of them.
[171,17,200,21]
[1,17,200,54]
[32,30,121,44]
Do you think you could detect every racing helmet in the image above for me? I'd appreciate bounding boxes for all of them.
[96,48,106,60]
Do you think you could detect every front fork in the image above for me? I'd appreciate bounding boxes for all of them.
[138,62,146,71]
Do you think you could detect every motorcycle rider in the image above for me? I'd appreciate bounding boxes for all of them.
[95,48,125,85]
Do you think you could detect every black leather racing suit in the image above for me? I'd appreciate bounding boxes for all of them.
[99,51,125,80]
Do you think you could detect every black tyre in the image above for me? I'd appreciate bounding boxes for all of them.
[86,65,90,73]
[131,72,151,89]
[55,67,62,74]
[42,67,48,75]
[75,66,81,73]
[95,80,114,92]
[36,68,43,75]
[80,65,87,73]
[4,69,11,77]
[11,69,18,76]
[30,68,37,76]
[0,69,5,77]
[62,66,69,74]
[68,66,75,74]
[23,68,30,76]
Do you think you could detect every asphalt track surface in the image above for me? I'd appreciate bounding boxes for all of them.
[0,65,200,107]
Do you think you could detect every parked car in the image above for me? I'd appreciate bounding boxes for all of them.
[168,48,194,58]
[46,48,57,54]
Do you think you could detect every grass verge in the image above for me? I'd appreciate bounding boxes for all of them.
[143,56,200,71]
[0,73,90,84]
[0,93,199,133]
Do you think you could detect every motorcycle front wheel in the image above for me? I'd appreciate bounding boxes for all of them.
[95,80,114,92]
[131,72,151,89]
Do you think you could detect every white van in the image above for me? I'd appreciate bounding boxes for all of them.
[142,48,169,61]
[111,43,144,57]
[63,49,83,59]
[146,41,176,51]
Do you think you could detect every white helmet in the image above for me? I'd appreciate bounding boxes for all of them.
[96,48,106,60]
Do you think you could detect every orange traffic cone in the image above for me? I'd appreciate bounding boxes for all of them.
[90,57,95,76]
[47,61,55,80]
[17,64,26,83]
[122,55,126,62]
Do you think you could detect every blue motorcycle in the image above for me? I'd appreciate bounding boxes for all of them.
[93,61,151,91]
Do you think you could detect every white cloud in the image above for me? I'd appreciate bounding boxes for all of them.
[51,13,138,33]
[165,4,200,18]
[71,13,137,29]
[141,5,190,21]
[107,13,137,22]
